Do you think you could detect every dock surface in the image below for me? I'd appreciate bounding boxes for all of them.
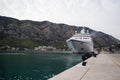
[49,52,120,80]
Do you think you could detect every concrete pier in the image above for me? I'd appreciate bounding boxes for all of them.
[49,52,120,80]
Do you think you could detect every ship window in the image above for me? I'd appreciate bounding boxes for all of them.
[83,37,88,39]
[81,48,84,50]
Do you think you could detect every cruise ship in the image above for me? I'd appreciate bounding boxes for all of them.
[66,28,94,54]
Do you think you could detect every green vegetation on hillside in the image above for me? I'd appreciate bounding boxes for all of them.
[0,38,67,50]
[0,39,39,49]
[116,43,120,49]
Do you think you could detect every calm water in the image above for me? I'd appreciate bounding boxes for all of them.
[0,51,82,80]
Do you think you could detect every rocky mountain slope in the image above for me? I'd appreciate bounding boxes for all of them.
[0,16,119,49]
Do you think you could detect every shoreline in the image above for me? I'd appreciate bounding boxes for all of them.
[0,50,73,54]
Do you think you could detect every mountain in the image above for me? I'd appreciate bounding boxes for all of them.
[0,15,119,50]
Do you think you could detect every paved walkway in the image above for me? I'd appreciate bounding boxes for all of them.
[49,52,120,80]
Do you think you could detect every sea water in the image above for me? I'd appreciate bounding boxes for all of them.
[0,51,82,80]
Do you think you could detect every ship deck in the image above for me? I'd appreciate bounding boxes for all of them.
[49,51,120,80]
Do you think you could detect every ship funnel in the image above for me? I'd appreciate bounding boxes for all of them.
[81,27,85,34]
[86,30,89,34]
[75,31,77,34]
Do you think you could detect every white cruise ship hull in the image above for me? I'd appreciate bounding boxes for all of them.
[66,28,94,54]
[66,38,94,54]
[66,28,95,62]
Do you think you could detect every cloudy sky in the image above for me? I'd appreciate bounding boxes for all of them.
[0,0,120,39]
